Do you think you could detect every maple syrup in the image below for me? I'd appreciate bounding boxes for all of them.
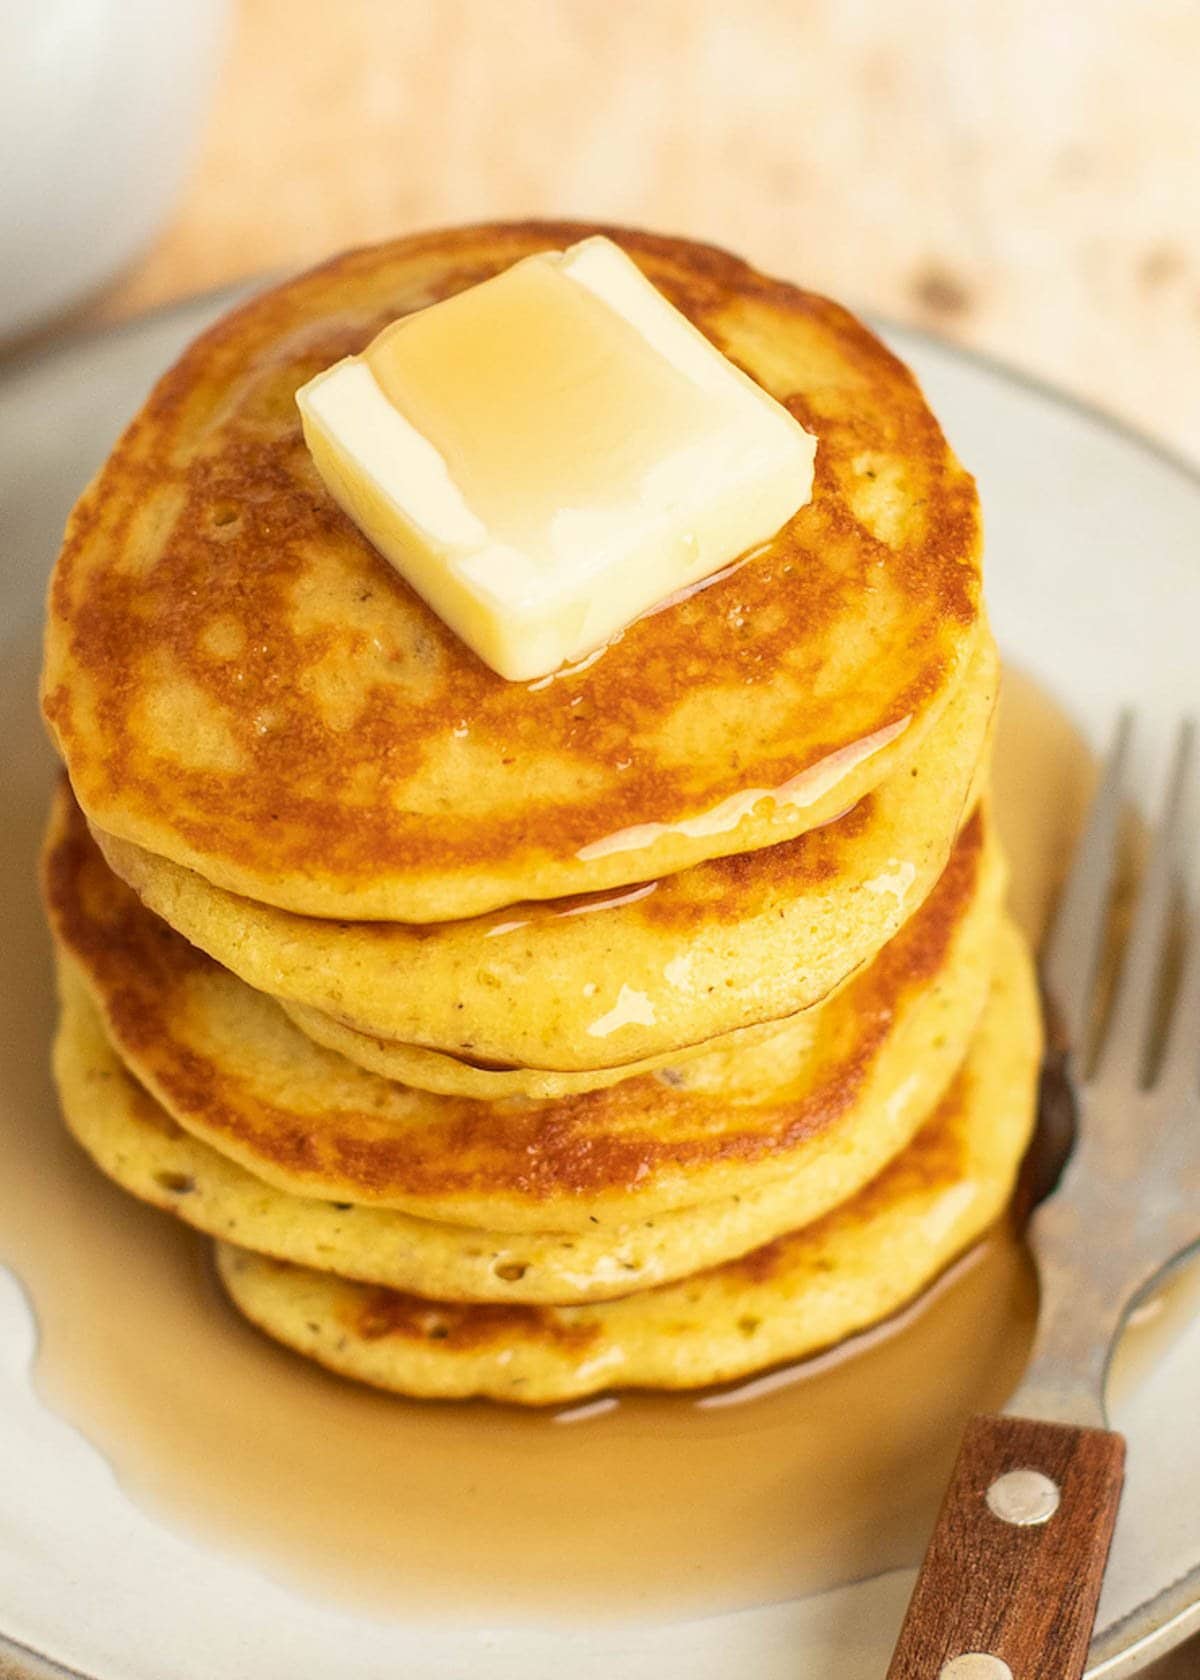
[0,661,1111,1622]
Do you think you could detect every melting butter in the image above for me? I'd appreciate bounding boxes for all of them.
[296,237,815,681]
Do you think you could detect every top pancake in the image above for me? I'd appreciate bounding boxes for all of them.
[42,221,982,921]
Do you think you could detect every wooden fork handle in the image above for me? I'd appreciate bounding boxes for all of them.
[886,1413,1125,1679]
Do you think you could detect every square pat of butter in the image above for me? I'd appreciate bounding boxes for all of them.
[296,236,816,682]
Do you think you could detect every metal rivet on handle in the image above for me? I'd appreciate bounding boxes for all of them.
[985,1467,1061,1527]
[939,1657,1014,1680]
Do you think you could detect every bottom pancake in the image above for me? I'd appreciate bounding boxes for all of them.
[214,920,1041,1403]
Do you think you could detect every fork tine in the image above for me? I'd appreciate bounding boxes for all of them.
[1159,903,1200,1100]
[1095,719,1195,1087]
[1043,711,1132,1057]
[1158,725,1200,1099]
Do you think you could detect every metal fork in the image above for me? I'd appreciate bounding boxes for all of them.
[887,716,1199,1680]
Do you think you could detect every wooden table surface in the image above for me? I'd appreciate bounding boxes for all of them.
[100,0,1200,470]
[34,3,1200,1673]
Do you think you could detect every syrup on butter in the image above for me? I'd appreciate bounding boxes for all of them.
[297,237,815,682]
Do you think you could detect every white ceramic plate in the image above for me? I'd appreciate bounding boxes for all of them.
[1,292,1199,1680]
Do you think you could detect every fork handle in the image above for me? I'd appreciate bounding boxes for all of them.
[886,1413,1125,1679]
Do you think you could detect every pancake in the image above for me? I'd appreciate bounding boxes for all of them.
[281,997,844,1101]
[89,630,996,1076]
[52,933,1009,1304]
[44,789,1004,1232]
[212,919,1042,1401]
[42,221,983,923]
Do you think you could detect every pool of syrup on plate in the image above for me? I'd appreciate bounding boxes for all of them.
[0,666,1181,1623]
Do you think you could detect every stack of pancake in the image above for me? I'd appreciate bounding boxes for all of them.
[40,223,1041,1405]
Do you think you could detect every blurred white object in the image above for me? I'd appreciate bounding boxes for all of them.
[0,0,228,340]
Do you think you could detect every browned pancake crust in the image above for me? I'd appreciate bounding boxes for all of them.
[340,1068,972,1356]
[42,221,981,920]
